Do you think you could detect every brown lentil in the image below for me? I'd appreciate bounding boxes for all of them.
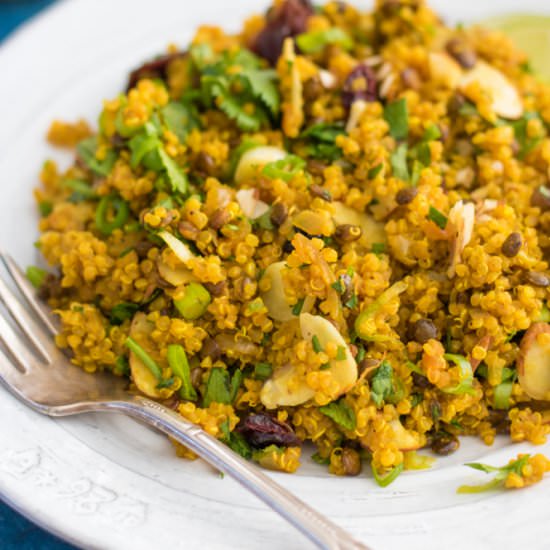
[334,224,362,242]
[501,232,522,258]
[209,208,231,230]
[269,202,289,226]
[431,432,460,455]
[341,448,362,476]
[445,38,477,69]
[395,187,418,205]
[411,318,438,343]
[530,186,550,211]
[309,184,332,202]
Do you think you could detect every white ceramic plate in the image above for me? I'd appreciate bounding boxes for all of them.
[1,1,550,548]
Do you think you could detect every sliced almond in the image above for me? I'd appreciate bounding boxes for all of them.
[129,312,163,398]
[447,200,475,278]
[299,313,357,396]
[158,230,195,265]
[429,52,463,88]
[518,322,550,400]
[236,189,270,219]
[332,201,386,247]
[157,258,196,287]
[345,99,368,133]
[389,419,423,451]
[260,313,357,409]
[459,60,523,119]
[319,69,337,89]
[260,364,315,409]
[234,146,287,184]
[260,261,314,322]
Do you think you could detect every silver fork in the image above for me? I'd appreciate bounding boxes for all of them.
[0,253,370,550]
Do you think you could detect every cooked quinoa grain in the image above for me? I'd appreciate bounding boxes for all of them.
[32,0,550,488]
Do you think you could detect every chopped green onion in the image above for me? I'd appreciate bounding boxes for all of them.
[95,195,130,235]
[292,298,305,316]
[410,160,423,186]
[344,293,358,309]
[494,380,513,410]
[312,335,323,353]
[371,243,386,255]
[125,337,162,380]
[110,302,139,325]
[311,452,330,465]
[296,27,353,54]
[336,346,347,361]
[372,462,404,487]
[355,280,408,339]
[262,155,306,182]
[167,344,197,401]
[253,362,273,380]
[114,355,130,376]
[26,266,47,289]
[368,163,383,179]
[384,98,409,140]
[331,279,344,293]
[442,353,475,395]
[422,124,441,142]
[427,206,447,230]
[174,283,211,320]
[38,201,53,217]
[62,179,98,200]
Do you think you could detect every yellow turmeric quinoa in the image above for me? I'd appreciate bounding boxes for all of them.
[33,0,550,487]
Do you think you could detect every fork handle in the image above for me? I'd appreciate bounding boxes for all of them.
[99,397,370,550]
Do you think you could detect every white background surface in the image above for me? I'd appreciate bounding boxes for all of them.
[1,1,550,549]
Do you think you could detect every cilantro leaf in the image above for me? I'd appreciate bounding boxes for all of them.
[242,68,280,116]
[384,98,409,140]
[110,302,139,325]
[512,111,545,159]
[193,46,280,132]
[319,399,356,430]
[457,455,532,494]
[370,360,394,406]
[296,28,353,54]
[301,122,345,161]
[77,136,118,176]
[203,368,232,407]
[160,100,201,144]
[158,148,188,194]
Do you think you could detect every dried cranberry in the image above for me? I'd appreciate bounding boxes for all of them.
[341,63,378,109]
[252,0,314,65]
[126,52,186,92]
[237,413,302,448]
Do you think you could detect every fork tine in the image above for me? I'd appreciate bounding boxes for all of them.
[0,313,40,372]
[1,253,58,335]
[0,345,27,393]
[0,275,54,363]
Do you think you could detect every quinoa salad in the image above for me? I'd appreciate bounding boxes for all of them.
[31,0,550,489]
